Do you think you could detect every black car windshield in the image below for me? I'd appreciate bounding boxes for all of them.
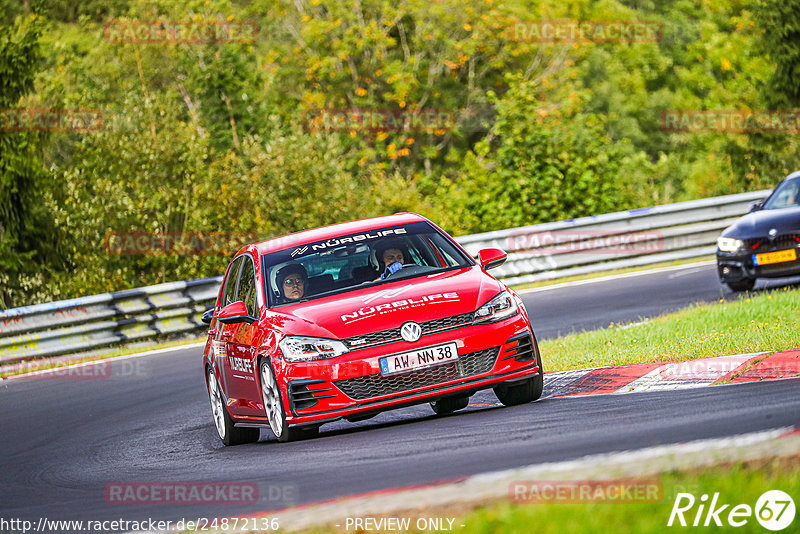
[763,178,800,210]
[262,221,473,307]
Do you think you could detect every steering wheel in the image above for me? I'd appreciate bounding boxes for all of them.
[383,263,419,279]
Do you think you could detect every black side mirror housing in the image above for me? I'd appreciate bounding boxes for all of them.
[201,308,214,325]
[748,200,763,213]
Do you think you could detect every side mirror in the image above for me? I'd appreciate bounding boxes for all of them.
[478,248,508,270]
[201,308,214,325]
[748,200,764,213]
[217,301,256,325]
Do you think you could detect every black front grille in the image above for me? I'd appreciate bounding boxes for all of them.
[333,347,499,400]
[745,234,800,254]
[342,312,475,349]
[501,334,536,362]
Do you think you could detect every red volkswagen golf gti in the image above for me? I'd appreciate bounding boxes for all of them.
[202,214,544,444]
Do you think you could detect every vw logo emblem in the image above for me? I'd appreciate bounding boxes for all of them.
[400,321,422,343]
[768,228,778,240]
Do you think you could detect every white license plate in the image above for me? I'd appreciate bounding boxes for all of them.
[379,342,459,376]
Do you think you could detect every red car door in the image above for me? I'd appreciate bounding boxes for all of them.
[222,254,263,416]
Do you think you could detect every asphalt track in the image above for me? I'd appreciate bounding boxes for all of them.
[1,263,799,528]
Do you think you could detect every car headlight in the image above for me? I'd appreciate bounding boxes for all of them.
[279,336,349,362]
[717,237,744,252]
[474,291,519,324]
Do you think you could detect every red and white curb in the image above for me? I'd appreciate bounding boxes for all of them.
[543,349,800,399]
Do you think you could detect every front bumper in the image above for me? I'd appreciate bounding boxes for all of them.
[717,248,800,282]
[272,313,539,426]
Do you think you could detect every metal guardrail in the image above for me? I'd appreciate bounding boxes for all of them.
[456,189,770,286]
[0,190,770,364]
[0,278,222,365]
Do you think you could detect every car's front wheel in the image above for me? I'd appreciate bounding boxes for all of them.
[494,336,544,406]
[259,358,319,442]
[207,369,259,446]
[726,278,756,292]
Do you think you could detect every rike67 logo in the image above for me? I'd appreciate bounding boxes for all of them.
[668,490,795,531]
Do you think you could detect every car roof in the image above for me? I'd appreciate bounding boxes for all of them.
[250,213,429,255]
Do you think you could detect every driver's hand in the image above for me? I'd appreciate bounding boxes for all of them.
[381,261,403,280]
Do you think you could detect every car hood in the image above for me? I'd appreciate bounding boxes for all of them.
[271,266,505,339]
[722,207,800,239]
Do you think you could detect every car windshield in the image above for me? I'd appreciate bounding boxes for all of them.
[262,221,473,307]
[763,178,800,210]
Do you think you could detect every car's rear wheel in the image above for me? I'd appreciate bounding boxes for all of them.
[430,395,470,415]
[259,359,319,442]
[207,369,259,446]
[726,278,755,292]
[494,334,544,406]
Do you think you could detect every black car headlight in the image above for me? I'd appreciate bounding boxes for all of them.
[474,291,519,324]
[279,336,349,362]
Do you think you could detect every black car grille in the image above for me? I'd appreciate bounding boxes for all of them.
[745,233,800,254]
[333,347,499,400]
[342,312,475,349]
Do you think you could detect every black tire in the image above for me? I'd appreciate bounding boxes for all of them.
[494,333,544,406]
[726,278,756,292]
[207,369,259,446]
[430,395,470,415]
[259,359,319,442]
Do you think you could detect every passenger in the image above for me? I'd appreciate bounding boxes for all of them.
[275,262,307,302]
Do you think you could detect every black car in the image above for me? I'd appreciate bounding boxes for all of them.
[717,171,800,291]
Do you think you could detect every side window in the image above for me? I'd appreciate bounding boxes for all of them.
[236,256,258,317]
[221,256,245,308]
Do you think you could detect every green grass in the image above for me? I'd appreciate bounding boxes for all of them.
[449,458,799,534]
[300,457,799,534]
[540,286,800,372]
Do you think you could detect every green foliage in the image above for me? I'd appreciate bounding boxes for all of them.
[436,78,642,233]
[753,0,800,108]
[0,14,63,308]
[0,0,796,306]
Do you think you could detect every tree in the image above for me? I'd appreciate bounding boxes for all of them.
[0,13,62,308]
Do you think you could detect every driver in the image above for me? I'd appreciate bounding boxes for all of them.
[275,262,307,302]
[374,239,411,280]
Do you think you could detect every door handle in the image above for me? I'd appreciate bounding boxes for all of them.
[221,330,234,338]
